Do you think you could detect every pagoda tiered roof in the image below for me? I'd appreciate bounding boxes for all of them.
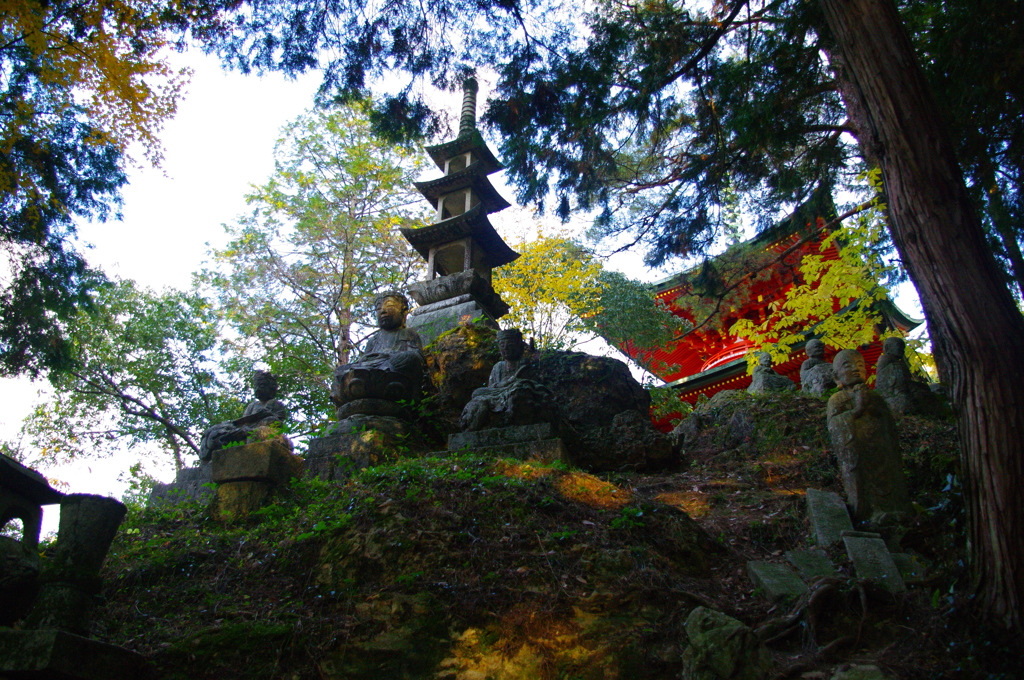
[424,130,504,175]
[400,204,520,268]
[413,162,512,214]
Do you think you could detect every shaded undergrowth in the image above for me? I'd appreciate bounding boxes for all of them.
[94,391,1022,679]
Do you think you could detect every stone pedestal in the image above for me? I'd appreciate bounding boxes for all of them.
[0,629,149,679]
[407,295,499,345]
[25,494,126,636]
[305,415,415,481]
[148,464,213,507]
[447,423,567,463]
[210,438,302,521]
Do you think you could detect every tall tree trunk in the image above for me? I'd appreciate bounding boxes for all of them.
[818,0,1024,629]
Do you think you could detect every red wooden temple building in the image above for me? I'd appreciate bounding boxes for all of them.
[622,199,922,405]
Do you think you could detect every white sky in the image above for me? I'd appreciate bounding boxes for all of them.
[0,48,925,537]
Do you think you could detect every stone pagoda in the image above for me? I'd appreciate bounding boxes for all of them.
[401,78,519,343]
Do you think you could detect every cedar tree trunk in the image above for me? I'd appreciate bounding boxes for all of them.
[819,0,1024,629]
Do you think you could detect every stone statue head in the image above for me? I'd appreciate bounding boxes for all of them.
[883,336,906,357]
[374,291,410,331]
[806,338,825,360]
[757,352,773,368]
[833,349,866,388]
[496,328,526,361]
[253,370,278,401]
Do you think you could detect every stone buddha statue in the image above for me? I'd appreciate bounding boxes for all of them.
[874,336,947,416]
[460,329,558,432]
[800,339,836,396]
[747,352,796,394]
[826,349,912,522]
[330,291,425,419]
[199,371,288,462]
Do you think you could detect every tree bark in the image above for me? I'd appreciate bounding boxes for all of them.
[818,0,1024,629]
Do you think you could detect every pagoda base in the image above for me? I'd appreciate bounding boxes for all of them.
[407,297,498,345]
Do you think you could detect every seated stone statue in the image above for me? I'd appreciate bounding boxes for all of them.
[826,349,912,522]
[747,352,796,394]
[331,292,425,419]
[800,339,836,396]
[199,371,288,462]
[875,337,947,416]
[460,329,559,432]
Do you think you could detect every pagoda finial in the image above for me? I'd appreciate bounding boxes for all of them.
[459,78,479,134]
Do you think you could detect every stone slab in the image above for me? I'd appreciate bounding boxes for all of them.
[746,561,808,601]
[785,549,837,581]
[148,464,213,507]
[841,530,882,538]
[407,300,497,346]
[448,423,557,451]
[0,629,149,679]
[211,438,302,485]
[407,293,474,315]
[806,488,854,547]
[456,438,567,464]
[890,552,928,584]
[843,535,906,593]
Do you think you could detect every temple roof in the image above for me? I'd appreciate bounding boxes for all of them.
[424,130,504,174]
[400,204,520,268]
[414,162,512,214]
[1,453,64,505]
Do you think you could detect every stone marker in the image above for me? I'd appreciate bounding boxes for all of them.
[843,535,906,593]
[747,561,809,601]
[805,488,854,547]
[826,349,913,522]
[0,629,149,680]
[785,549,837,581]
[681,606,773,680]
[448,422,566,463]
[890,553,928,584]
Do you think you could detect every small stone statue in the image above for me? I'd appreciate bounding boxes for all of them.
[331,291,425,419]
[747,352,796,395]
[800,339,837,396]
[826,349,912,522]
[199,371,288,462]
[875,336,948,416]
[460,328,559,431]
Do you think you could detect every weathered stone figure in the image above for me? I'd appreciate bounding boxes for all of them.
[747,352,796,394]
[199,371,288,462]
[800,339,837,396]
[331,292,425,418]
[460,328,558,431]
[826,349,913,522]
[875,336,947,416]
